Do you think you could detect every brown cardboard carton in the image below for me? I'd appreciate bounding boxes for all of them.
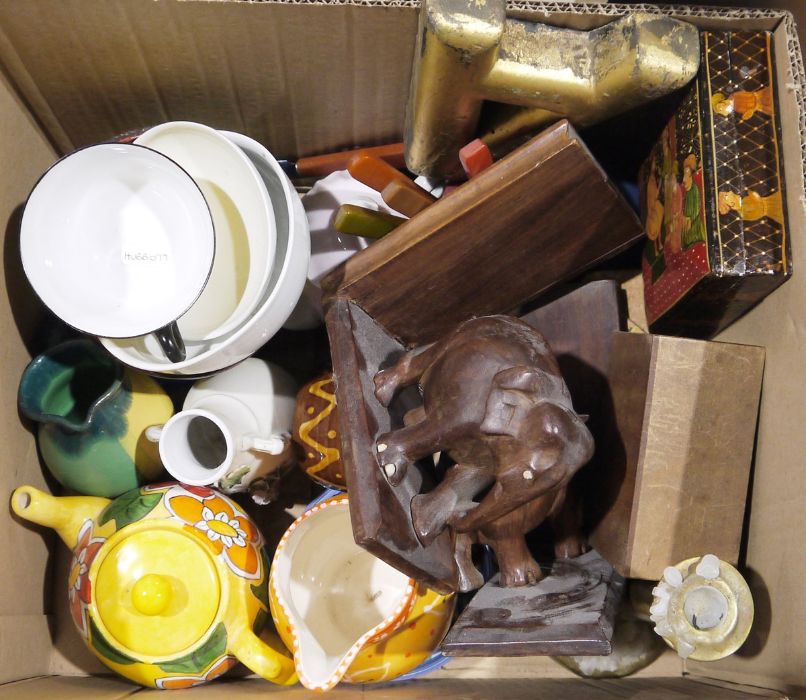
[0,2,804,698]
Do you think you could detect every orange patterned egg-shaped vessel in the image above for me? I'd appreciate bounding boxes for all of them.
[292,374,347,490]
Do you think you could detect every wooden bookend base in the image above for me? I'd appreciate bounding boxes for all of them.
[441,549,624,657]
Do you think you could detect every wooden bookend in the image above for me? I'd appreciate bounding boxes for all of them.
[522,280,625,417]
[441,549,625,656]
[325,298,458,593]
[325,281,625,594]
[521,280,627,540]
[590,332,765,580]
[322,121,642,347]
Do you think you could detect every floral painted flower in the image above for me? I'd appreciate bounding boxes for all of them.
[68,519,105,638]
[195,507,248,548]
[164,485,262,580]
[155,655,238,689]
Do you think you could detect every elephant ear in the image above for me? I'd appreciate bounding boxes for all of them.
[480,366,552,437]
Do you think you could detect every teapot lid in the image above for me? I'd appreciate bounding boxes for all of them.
[93,527,221,657]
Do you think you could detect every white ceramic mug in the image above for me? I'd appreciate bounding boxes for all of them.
[146,359,297,494]
[135,121,277,343]
[20,143,216,362]
[146,403,287,486]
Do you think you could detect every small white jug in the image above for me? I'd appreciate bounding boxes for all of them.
[147,358,296,498]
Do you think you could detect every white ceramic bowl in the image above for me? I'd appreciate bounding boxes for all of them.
[135,121,277,341]
[101,133,310,376]
[21,143,215,339]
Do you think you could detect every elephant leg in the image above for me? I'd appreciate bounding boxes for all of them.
[481,491,559,587]
[453,530,484,593]
[376,415,449,486]
[486,534,544,587]
[549,484,589,560]
[412,464,494,546]
[373,342,440,407]
[451,461,566,535]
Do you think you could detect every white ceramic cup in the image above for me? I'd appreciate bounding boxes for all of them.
[100,132,310,376]
[135,121,277,342]
[20,143,215,362]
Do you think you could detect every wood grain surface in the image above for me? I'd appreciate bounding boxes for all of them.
[521,280,627,541]
[322,120,643,346]
[590,332,765,579]
[441,550,624,656]
[325,298,458,593]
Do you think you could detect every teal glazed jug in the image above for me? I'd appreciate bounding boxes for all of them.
[18,339,173,497]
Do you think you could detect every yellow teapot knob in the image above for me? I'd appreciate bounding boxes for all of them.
[131,573,172,616]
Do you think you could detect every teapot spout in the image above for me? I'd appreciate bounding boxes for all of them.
[11,486,110,550]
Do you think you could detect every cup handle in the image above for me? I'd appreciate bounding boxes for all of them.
[241,433,289,455]
[153,321,186,363]
[145,425,164,443]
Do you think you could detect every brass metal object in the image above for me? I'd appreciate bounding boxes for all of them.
[405,0,701,178]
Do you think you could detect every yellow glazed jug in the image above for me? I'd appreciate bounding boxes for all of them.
[269,494,456,691]
[11,482,296,689]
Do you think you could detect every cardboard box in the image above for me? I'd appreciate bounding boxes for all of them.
[0,2,804,698]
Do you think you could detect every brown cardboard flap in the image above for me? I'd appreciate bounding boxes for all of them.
[0,63,57,693]
[0,1,416,157]
[0,53,57,656]
[0,0,802,693]
[0,676,140,699]
[0,3,785,159]
[0,616,54,685]
[686,17,806,696]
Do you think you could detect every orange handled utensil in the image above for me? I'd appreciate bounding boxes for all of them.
[348,153,436,217]
[297,143,406,178]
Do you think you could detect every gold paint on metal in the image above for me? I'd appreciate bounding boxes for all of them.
[405,0,700,178]
[477,104,559,154]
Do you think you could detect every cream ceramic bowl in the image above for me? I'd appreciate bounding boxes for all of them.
[100,132,310,376]
[134,121,277,342]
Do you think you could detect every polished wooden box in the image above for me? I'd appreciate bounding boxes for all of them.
[641,30,792,338]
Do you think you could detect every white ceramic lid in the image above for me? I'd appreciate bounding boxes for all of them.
[20,143,215,338]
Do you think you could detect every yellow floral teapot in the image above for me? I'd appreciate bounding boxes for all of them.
[11,482,296,689]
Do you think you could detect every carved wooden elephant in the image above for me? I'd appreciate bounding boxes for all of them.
[373,315,594,592]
